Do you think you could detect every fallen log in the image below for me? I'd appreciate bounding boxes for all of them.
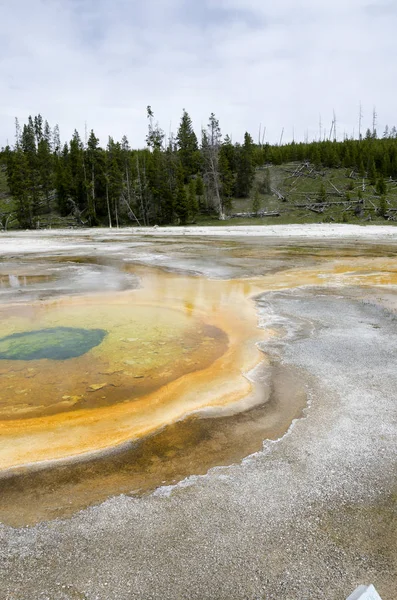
[271,187,287,201]
[230,211,280,218]
[329,181,344,196]
[308,207,325,214]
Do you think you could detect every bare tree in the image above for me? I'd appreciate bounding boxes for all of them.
[372,106,378,138]
[279,127,284,146]
[333,110,337,141]
[201,113,225,220]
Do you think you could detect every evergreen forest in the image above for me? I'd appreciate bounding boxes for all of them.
[1,108,397,229]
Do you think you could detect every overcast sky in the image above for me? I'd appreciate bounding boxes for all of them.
[1,0,396,148]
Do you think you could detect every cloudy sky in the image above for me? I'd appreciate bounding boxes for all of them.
[1,0,396,148]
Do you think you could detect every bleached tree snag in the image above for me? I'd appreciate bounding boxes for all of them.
[202,114,225,220]
[329,181,343,196]
[271,187,286,201]
[231,211,280,218]
[105,179,112,228]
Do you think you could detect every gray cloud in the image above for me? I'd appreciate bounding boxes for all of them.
[364,2,397,16]
[0,0,396,147]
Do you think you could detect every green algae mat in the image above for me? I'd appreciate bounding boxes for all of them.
[0,327,107,361]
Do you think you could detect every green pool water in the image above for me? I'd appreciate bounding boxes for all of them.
[0,327,107,361]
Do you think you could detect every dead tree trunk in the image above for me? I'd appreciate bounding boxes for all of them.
[105,180,112,228]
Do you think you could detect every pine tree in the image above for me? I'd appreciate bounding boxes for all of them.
[343,147,352,168]
[376,176,387,196]
[133,150,150,226]
[53,124,61,156]
[391,148,397,178]
[147,147,164,223]
[176,109,199,181]
[318,182,327,203]
[43,120,52,146]
[187,179,199,220]
[381,152,391,178]
[37,136,53,211]
[146,106,164,150]
[221,135,237,171]
[234,132,255,197]
[34,115,43,144]
[312,146,321,169]
[55,144,71,217]
[219,152,234,213]
[195,174,205,210]
[119,135,138,225]
[378,194,387,217]
[6,143,31,228]
[160,145,177,224]
[69,130,86,215]
[144,108,170,224]
[260,168,272,194]
[368,157,377,185]
[21,116,40,223]
[175,164,189,224]
[252,189,261,214]
[105,138,124,227]
[86,130,100,224]
[358,158,365,177]
[326,143,340,168]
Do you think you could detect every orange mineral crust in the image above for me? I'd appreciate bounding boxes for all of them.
[1,256,396,474]
[0,269,270,471]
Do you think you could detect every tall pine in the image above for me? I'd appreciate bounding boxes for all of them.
[176,109,199,181]
[235,132,255,198]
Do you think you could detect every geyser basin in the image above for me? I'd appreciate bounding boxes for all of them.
[0,327,107,361]
[0,263,279,524]
[2,234,397,526]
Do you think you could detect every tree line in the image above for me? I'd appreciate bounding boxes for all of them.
[1,109,258,228]
[2,109,397,228]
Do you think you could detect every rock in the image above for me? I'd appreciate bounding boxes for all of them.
[87,383,108,392]
[61,395,83,405]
